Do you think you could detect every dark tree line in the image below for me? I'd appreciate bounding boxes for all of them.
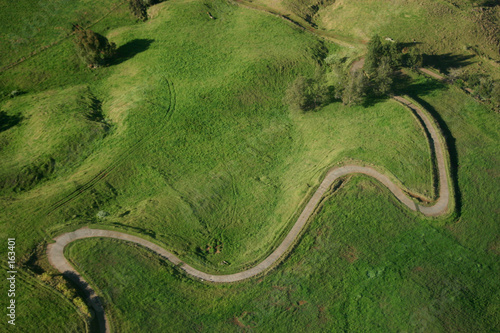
[285,35,424,110]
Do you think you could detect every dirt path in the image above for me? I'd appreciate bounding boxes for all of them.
[47,96,451,332]
[418,68,446,81]
[232,0,360,48]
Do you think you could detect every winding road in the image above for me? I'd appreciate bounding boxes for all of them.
[47,95,452,332]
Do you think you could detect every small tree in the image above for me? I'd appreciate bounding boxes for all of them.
[128,0,148,21]
[404,46,423,68]
[284,73,329,111]
[74,27,116,67]
[365,35,384,75]
[342,70,368,106]
[373,57,395,96]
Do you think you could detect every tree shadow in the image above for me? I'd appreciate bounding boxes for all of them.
[397,41,423,49]
[478,0,498,7]
[362,94,390,108]
[111,39,154,66]
[393,71,447,96]
[64,270,107,333]
[423,53,474,74]
[0,111,22,133]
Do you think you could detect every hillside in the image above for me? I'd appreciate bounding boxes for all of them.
[0,0,498,332]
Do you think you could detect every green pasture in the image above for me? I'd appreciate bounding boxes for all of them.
[66,174,499,332]
[0,0,497,331]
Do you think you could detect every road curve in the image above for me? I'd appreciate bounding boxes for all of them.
[47,96,451,332]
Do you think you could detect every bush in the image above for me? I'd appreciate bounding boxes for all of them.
[373,57,394,96]
[284,73,329,111]
[475,77,494,100]
[403,46,423,68]
[74,27,116,67]
[143,0,160,5]
[490,82,500,109]
[129,0,148,21]
[342,70,368,106]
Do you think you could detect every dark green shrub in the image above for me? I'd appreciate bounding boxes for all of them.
[74,27,116,67]
[285,74,329,111]
[342,70,368,106]
[128,0,148,21]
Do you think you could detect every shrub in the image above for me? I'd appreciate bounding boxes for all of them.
[129,0,148,21]
[74,27,116,67]
[284,73,329,111]
[490,82,500,109]
[373,57,394,96]
[342,70,368,106]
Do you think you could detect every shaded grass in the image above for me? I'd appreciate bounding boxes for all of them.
[0,86,109,193]
[0,0,134,68]
[0,271,87,332]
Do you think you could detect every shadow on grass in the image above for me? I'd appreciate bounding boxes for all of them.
[423,53,474,74]
[362,94,390,108]
[0,111,22,133]
[111,39,154,66]
[363,71,447,107]
[398,41,423,48]
[409,96,462,218]
[393,72,447,96]
[64,270,107,333]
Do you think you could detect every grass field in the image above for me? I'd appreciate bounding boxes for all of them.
[66,173,499,332]
[315,0,500,79]
[0,0,498,331]
[5,270,87,332]
[246,0,499,81]
[0,0,134,68]
[63,75,499,333]
[0,0,432,268]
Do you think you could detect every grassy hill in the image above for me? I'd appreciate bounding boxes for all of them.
[249,0,499,79]
[0,0,498,331]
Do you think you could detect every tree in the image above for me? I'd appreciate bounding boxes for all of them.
[284,72,329,111]
[404,46,423,68]
[74,27,116,67]
[365,35,383,75]
[342,70,368,106]
[373,56,395,96]
[128,0,148,21]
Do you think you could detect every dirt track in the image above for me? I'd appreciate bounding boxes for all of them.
[47,96,451,332]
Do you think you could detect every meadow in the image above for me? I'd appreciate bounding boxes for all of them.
[0,0,134,69]
[0,0,498,331]
[65,76,499,332]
